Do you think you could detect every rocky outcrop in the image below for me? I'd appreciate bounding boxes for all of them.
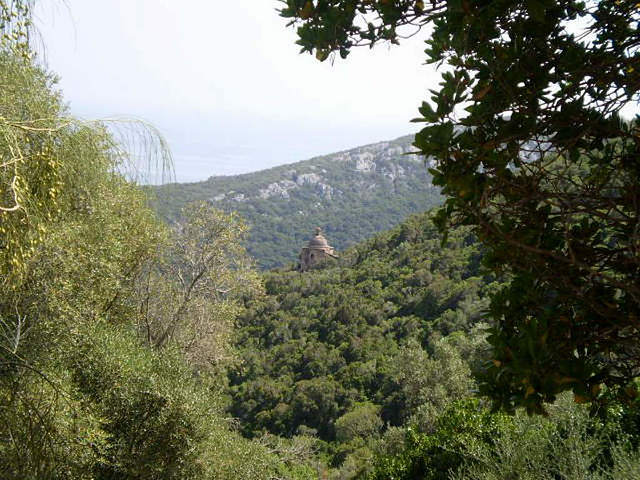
[207,136,427,205]
[151,134,443,269]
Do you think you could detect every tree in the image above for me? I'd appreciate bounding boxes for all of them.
[390,339,474,430]
[136,201,261,370]
[0,45,176,476]
[335,401,383,443]
[0,7,293,478]
[280,0,640,412]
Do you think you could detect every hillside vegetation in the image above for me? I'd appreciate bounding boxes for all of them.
[283,0,640,413]
[150,137,443,269]
[3,1,639,479]
[0,31,304,480]
[228,211,640,479]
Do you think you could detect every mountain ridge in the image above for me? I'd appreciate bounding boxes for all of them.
[150,135,443,269]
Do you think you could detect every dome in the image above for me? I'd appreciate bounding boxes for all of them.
[308,234,329,248]
[307,227,330,249]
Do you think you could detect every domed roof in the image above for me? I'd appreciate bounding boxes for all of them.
[308,228,330,248]
[308,234,329,248]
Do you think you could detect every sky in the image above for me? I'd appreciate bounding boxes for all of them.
[33,1,440,183]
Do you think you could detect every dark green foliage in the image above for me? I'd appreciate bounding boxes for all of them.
[366,394,640,480]
[420,0,640,413]
[150,136,443,269]
[366,399,509,480]
[281,0,640,412]
[228,211,500,470]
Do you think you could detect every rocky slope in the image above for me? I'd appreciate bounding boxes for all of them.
[150,135,442,269]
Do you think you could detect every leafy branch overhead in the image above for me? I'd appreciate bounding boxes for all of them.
[283,0,640,412]
[279,0,444,60]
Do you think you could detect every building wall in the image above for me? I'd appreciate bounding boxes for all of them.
[299,247,334,271]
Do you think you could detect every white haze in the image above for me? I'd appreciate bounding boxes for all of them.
[34,0,440,183]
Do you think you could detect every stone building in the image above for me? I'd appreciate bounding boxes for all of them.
[299,228,337,271]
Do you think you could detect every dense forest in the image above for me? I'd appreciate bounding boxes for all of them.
[150,137,443,269]
[2,1,639,479]
[227,212,640,478]
[287,0,640,414]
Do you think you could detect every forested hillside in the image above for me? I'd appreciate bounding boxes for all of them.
[3,1,639,479]
[286,0,640,416]
[228,212,640,479]
[229,212,494,454]
[150,137,443,269]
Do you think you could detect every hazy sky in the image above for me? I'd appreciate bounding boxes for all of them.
[34,1,440,182]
